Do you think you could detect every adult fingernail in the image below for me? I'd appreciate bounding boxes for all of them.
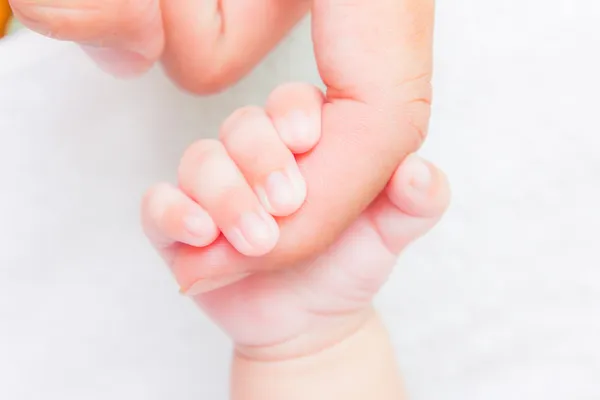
[256,165,306,214]
[80,46,151,78]
[182,273,251,296]
[406,154,432,192]
[225,209,279,256]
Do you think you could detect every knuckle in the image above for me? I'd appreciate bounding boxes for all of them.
[219,108,291,175]
[219,108,267,161]
[142,183,167,215]
[218,106,263,142]
[140,183,174,237]
[177,139,223,186]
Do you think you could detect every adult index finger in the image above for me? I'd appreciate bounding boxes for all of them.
[272,0,436,260]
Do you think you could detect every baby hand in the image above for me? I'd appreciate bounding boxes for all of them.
[143,82,323,258]
[142,83,450,359]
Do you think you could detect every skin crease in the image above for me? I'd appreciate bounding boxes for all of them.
[9,0,435,278]
[230,313,407,400]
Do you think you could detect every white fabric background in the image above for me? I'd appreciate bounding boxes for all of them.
[1,0,599,398]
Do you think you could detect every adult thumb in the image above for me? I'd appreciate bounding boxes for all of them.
[271,0,436,257]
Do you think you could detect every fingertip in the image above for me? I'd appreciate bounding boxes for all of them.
[266,83,324,154]
[257,163,307,217]
[276,110,321,154]
[222,208,280,257]
[219,107,307,218]
[181,208,221,247]
[387,154,451,219]
[142,183,220,249]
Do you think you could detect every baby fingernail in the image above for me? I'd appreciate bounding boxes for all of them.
[226,210,279,255]
[285,111,311,141]
[406,155,432,192]
[278,111,318,151]
[183,209,214,239]
[182,273,251,296]
[257,165,306,214]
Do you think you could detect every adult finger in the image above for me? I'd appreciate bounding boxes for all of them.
[270,0,435,259]
[160,0,310,93]
[9,0,309,87]
[9,0,164,76]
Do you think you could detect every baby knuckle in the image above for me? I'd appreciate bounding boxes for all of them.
[218,106,263,142]
[141,183,168,216]
[177,139,223,184]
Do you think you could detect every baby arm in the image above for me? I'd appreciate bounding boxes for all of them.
[232,311,404,400]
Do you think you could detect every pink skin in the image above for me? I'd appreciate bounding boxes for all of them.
[141,83,450,357]
[11,0,435,278]
[196,156,448,358]
[144,83,324,259]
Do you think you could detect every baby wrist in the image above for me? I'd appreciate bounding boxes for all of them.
[230,309,405,400]
[234,306,375,362]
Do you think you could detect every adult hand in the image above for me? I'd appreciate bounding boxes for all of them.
[12,0,435,269]
[9,0,310,92]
